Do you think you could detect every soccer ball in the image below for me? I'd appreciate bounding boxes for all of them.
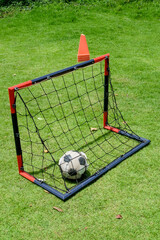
[59,150,88,180]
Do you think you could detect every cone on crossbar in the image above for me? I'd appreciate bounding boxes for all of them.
[77,34,90,62]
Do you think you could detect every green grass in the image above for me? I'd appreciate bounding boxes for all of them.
[0,1,160,239]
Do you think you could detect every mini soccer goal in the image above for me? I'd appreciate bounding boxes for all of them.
[8,54,150,200]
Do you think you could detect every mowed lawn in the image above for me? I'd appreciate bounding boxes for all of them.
[0,1,160,239]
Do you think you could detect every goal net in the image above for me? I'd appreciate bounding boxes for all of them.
[8,54,150,200]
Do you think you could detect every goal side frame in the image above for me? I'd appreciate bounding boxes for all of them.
[8,54,150,200]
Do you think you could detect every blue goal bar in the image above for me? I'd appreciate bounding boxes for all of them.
[34,131,150,201]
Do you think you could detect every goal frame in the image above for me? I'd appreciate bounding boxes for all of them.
[8,54,150,200]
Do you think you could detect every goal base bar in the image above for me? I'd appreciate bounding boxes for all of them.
[28,129,150,201]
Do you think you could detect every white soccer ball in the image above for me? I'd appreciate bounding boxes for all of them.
[59,150,88,180]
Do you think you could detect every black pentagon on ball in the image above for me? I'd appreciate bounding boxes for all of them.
[64,154,72,162]
[68,168,77,176]
[79,157,86,165]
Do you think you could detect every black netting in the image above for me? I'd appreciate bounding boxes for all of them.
[15,61,140,193]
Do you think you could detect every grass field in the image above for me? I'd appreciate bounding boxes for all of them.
[0,1,160,239]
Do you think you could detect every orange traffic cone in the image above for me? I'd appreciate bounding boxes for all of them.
[77,34,90,62]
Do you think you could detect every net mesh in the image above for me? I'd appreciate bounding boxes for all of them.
[15,61,140,193]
